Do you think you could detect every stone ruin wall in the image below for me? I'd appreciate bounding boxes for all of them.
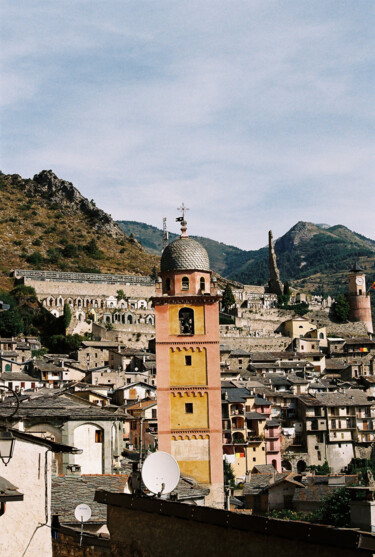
[92,323,155,350]
[21,276,155,299]
[308,310,369,337]
[219,335,291,352]
[19,275,156,336]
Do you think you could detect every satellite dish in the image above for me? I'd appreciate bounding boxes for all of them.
[74,504,92,522]
[141,451,180,495]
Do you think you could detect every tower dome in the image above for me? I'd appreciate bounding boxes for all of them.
[161,237,210,272]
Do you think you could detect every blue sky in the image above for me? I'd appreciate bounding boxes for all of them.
[1,1,374,250]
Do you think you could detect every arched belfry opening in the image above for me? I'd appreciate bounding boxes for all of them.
[179,307,194,335]
[181,276,189,291]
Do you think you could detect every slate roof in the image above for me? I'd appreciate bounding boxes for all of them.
[262,375,292,386]
[254,395,271,405]
[298,390,372,407]
[243,472,287,494]
[222,387,251,403]
[293,483,337,503]
[246,411,266,420]
[120,459,210,501]
[0,371,37,382]
[229,349,251,357]
[345,338,375,346]
[325,360,349,371]
[0,393,127,420]
[81,341,120,348]
[52,475,129,524]
[161,237,210,272]
[0,477,23,501]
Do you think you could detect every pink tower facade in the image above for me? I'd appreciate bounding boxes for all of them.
[152,216,224,507]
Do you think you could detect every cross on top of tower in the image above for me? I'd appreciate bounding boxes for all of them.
[177,203,189,237]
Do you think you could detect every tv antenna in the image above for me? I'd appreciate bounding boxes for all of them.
[141,451,180,497]
[74,504,91,546]
[162,217,168,253]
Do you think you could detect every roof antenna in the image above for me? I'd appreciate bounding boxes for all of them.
[176,203,189,237]
[162,217,169,253]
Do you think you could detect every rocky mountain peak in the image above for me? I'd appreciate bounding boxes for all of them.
[29,170,122,238]
[276,221,321,251]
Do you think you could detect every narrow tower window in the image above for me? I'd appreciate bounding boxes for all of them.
[185,403,193,414]
[185,355,192,366]
[181,276,189,290]
[165,278,171,292]
[179,308,194,334]
[200,277,205,292]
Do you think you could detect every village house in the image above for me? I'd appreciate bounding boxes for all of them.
[297,390,375,472]
[0,391,126,475]
[0,427,79,557]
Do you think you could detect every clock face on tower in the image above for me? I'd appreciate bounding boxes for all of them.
[356,276,364,286]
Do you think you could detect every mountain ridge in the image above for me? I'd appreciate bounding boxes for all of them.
[0,171,158,290]
[117,220,375,295]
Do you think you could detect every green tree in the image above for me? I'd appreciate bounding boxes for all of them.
[223,460,235,488]
[84,238,104,259]
[11,285,37,303]
[116,289,128,302]
[283,281,291,297]
[0,309,24,336]
[26,250,43,266]
[332,294,350,322]
[151,266,158,281]
[307,461,330,475]
[0,291,16,309]
[62,303,72,333]
[277,294,290,308]
[46,247,61,263]
[62,243,78,258]
[313,487,351,528]
[45,334,83,354]
[222,284,235,313]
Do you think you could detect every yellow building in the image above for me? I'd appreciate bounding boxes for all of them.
[281,316,316,339]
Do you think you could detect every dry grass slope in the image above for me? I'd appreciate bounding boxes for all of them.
[0,172,159,290]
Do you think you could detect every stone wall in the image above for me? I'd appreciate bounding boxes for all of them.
[96,492,375,557]
[52,527,110,557]
[92,323,155,350]
[308,311,369,337]
[219,335,291,352]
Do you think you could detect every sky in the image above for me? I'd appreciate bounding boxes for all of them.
[1,1,374,250]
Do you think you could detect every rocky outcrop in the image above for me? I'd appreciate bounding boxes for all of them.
[275,221,322,251]
[22,170,123,238]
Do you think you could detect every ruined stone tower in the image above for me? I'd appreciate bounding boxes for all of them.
[268,230,284,296]
[348,262,373,334]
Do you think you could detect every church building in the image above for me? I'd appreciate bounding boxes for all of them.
[153,213,224,507]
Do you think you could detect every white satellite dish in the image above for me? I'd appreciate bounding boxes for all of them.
[74,503,92,522]
[141,451,180,495]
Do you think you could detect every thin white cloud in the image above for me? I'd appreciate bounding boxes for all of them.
[1,1,374,249]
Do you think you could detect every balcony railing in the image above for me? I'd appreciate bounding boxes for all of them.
[247,436,263,443]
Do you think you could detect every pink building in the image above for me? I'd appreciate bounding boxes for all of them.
[254,395,281,472]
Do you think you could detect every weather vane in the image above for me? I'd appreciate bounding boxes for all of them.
[176,203,189,237]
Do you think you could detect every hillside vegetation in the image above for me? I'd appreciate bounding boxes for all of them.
[118,220,375,296]
[0,171,159,290]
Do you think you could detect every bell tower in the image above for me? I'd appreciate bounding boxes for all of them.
[348,262,373,334]
[153,209,224,508]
